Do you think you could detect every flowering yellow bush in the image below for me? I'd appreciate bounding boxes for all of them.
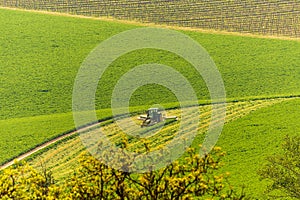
[0,161,60,199]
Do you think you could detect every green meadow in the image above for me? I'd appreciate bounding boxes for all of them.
[216,98,300,198]
[1,8,300,120]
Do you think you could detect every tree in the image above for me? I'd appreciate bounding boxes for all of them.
[258,135,300,199]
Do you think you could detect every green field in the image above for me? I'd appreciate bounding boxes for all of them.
[2,8,300,165]
[217,98,300,198]
[1,6,300,199]
[1,8,300,121]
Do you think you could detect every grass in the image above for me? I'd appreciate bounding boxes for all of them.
[1,8,300,121]
[0,113,74,164]
[0,8,137,120]
[213,98,300,199]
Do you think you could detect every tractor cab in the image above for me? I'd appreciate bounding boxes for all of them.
[140,108,164,127]
[138,108,177,128]
[146,108,163,122]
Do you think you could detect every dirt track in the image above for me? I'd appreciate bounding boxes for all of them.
[0,122,101,170]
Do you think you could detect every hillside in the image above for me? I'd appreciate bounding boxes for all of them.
[1,6,300,165]
[1,8,300,121]
[0,6,299,199]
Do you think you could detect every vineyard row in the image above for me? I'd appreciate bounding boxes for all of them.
[0,0,299,38]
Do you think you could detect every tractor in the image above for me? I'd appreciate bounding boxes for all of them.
[138,108,177,127]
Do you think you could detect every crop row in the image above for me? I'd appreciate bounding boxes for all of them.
[0,0,299,38]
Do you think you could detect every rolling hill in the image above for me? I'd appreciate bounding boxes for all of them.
[0,6,299,199]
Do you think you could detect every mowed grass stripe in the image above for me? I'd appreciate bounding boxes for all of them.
[30,101,257,166]
[129,100,263,150]
[101,102,236,146]
[29,104,215,174]
[149,99,285,152]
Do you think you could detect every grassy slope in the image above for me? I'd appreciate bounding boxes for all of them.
[0,8,135,164]
[1,8,300,120]
[189,32,300,100]
[1,8,300,166]
[0,113,74,164]
[214,99,300,199]
[0,8,137,120]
